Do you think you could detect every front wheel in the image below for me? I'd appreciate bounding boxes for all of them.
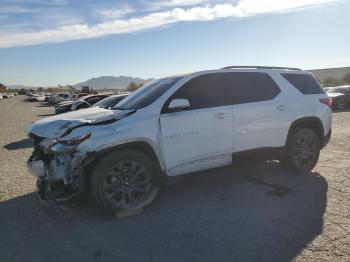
[90,150,159,212]
[280,128,320,173]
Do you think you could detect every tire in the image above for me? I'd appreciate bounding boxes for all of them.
[280,128,320,173]
[90,150,159,212]
[335,98,346,111]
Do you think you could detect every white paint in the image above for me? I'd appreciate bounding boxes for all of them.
[160,105,234,176]
[28,68,332,182]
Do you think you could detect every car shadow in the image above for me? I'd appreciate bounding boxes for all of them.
[37,113,55,117]
[332,109,350,113]
[4,138,32,150]
[36,103,52,107]
[0,161,327,262]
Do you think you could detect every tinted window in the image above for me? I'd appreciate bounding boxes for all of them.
[170,73,231,110]
[165,72,279,111]
[227,72,280,104]
[282,73,325,94]
[95,95,127,108]
[77,102,89,109]
[86,96,105,105]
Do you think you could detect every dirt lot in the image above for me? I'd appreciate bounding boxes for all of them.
[0,96,349,262]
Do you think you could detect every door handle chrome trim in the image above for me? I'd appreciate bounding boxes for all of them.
[276,105,287,111]
[214,112,230,118]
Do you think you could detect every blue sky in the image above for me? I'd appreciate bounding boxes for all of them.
[0,0,349,86]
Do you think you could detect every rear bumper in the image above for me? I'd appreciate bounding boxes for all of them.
[322,129,331,149]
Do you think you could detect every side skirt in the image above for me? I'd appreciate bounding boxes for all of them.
[232,147,285,163]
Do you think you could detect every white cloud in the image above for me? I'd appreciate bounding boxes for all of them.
[0,0,342,48]
[95,5,134,20]
[147,0,209,9]
[0,5,39,14]
[2,0,68,5]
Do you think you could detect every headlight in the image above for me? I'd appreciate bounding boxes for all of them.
[59,133,91,146]
[41,133,91,154]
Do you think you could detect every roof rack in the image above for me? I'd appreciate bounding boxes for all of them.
[221,66,301,71]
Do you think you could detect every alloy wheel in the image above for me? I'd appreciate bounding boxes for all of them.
[102,161,152,209]
[292,134,318,170]
[336,99,346,110]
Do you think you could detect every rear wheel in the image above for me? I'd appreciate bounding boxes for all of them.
[280,128,320,173]
[90,150,159,212]
[335,98,346,111]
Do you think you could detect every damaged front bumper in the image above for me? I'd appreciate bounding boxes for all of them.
[27,135,86,203]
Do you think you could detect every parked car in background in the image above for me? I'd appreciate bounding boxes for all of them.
[48,93,56,104]
[27,66,332,213]
[326,86,350,110]
[92,94,129,109]
[26,93,46,102]
[33,94,46,102]
[323,87,331,92]
[55,94,113,114]
[54,93,90,114]
[44,93,51,102]
[71,94,113,111]
[73,93,89,99]
[54,100,75,114]
[53,93,71,104]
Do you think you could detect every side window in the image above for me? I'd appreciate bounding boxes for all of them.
[282,73,325,94]
[77,102,89,109]
[169,73,230,111]
[86,96,102,105]
[228,73,280,104]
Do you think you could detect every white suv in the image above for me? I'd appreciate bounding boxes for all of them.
[27,67,332,212]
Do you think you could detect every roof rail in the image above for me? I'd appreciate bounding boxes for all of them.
[221,66,301,71]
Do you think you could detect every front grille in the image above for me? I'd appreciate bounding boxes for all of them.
[28,133,52,164]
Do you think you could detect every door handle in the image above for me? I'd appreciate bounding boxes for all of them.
[276,105,287,111]
[215,112,230,118]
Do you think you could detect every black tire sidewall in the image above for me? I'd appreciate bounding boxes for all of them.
[284,128,321,173]
[90,150,157,212]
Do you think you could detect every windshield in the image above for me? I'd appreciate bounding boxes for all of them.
[113,77,182,110]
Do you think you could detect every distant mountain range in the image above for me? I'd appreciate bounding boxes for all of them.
[309,67,350,81]
[73,76,152,90]
[7,76,152,90]
[6,67,350,90]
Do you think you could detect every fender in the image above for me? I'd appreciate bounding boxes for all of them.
[81,139,166,174]
[285,117,324,146]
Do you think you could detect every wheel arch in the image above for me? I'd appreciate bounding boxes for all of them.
[285,117,325,146]
[81,141,167,187]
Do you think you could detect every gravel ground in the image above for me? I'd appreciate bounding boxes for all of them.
[0,96,349,262]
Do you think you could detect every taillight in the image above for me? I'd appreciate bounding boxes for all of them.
[320,97,333,108]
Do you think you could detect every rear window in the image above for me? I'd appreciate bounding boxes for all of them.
[282,73,325,94]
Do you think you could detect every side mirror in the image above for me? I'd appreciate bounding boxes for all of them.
[168,98,190,112]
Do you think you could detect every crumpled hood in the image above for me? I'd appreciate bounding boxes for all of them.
[28,107,133,138]
[327,92,344,98]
